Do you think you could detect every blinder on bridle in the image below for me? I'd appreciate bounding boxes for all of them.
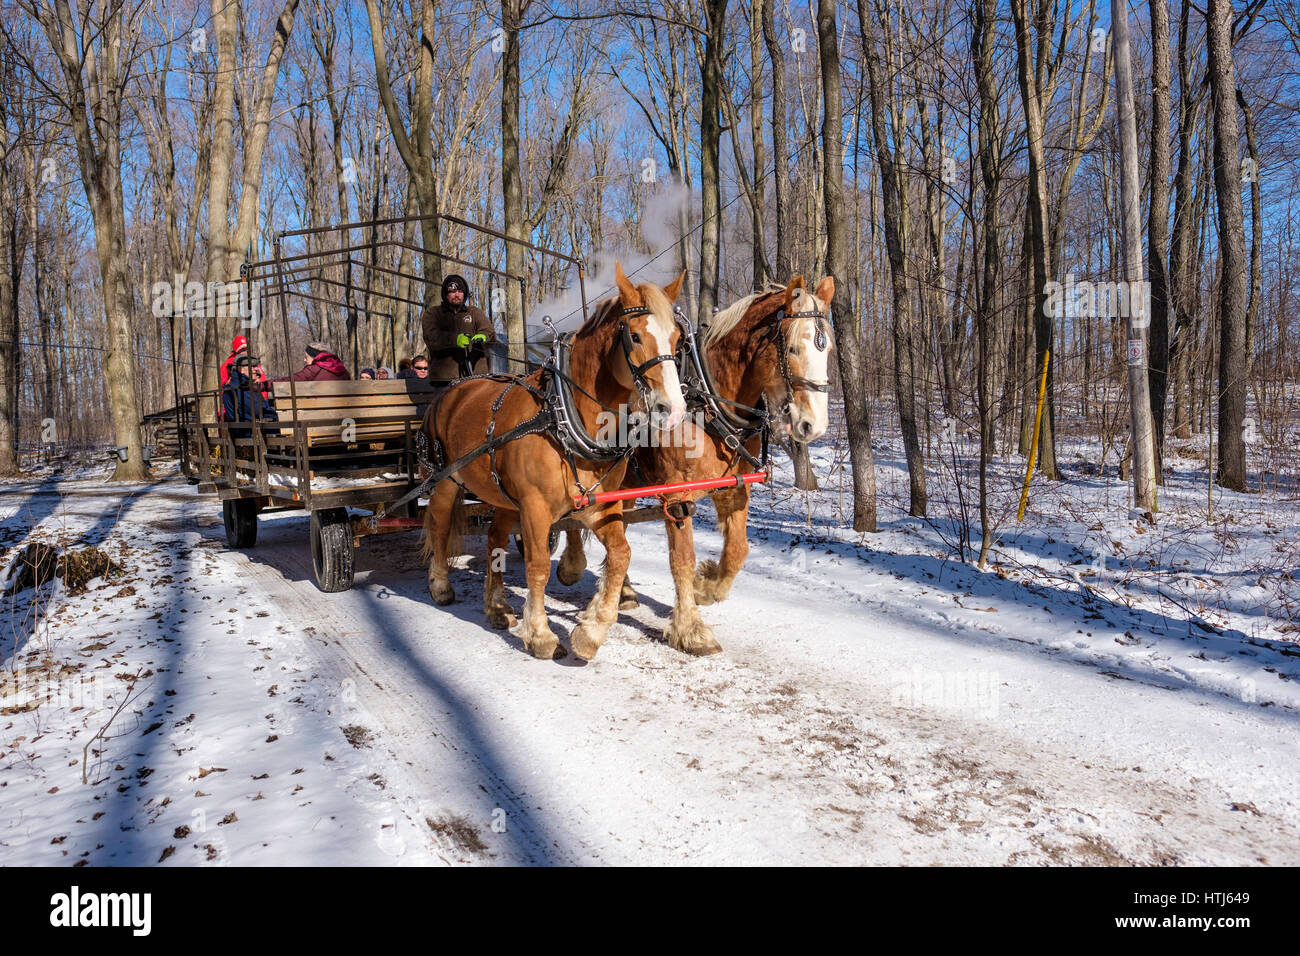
[770,276,832,413]
[618,304,677,401]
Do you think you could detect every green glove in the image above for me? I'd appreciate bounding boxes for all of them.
[456,332,471,349]
[471,333,487,346]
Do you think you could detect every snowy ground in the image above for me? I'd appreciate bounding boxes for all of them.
[0,436,1297,866]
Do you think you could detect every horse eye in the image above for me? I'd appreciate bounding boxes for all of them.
[788,346,798,355]
[631,332,642,345]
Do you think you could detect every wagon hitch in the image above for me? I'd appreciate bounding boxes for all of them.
[572,471,768,510]
[662,498,696,529]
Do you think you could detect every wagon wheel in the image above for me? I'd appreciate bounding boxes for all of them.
[310,508,354,592]
[222,498,258,549]
[514,527,561,559]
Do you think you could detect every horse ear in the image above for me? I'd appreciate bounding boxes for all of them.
[614,261,639,304]
[814,275,835,304]
[784,274,805,311]
[662,270,686,303]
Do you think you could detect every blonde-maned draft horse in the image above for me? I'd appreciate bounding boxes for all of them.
[421,264,687,661]
[556,275,836,656]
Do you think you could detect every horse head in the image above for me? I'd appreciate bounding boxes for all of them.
[613,261,688,430]
[766,275,835,444]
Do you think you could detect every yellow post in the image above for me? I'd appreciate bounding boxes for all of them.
[1017,348,1051,521]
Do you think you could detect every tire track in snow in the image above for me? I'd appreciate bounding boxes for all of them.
[230,545,588,865]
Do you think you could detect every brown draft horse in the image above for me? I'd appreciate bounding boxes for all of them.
[421,264,687,661]
[556,276,835,656]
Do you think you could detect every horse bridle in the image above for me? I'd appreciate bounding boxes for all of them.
[618,304,679,405]
[769,289,832,419]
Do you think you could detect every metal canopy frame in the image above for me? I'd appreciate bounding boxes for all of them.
[181,212,590,509]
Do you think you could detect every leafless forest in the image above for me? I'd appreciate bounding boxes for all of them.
[0,0,1296,538]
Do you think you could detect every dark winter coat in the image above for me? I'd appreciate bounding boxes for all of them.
[421,302,495,381]
[222,369,278,436]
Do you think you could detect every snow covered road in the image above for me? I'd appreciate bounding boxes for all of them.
[2,474,1297,865]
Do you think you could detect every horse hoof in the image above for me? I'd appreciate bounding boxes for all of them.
[570,623,605,661]
[556,565,583,586]
[486,608,515,629]
[430,581,455,605]
[684,637,723,657]
[665,620,722,657]
[618,596,639,610]
[531,638,566,660]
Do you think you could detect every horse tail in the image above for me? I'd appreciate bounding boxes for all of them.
[446,489,466,559]
[419,483,466,566]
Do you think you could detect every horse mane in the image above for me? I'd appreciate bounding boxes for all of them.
[577,278,678,337]
[702,283,786,348]
[576,296,620,336]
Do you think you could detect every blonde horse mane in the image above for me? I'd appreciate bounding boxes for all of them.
[702,283,787,348]
[576,296,621,336]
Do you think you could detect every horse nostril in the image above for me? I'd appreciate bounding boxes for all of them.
[795,419,813,441]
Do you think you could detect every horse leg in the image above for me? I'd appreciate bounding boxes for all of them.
[483,509,517,629]
[560,520,635,607]
[516,501,564,660]
[556,529,587,586]
[570,505,630,661]
[424,480,460,605]
[662,515,721,656]
[694,486,750,606]
[618,574,639,610]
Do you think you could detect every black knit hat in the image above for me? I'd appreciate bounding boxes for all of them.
[441,274,469,303]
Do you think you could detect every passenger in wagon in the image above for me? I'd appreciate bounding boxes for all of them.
[421,273,495,382]
[274,342,351,382]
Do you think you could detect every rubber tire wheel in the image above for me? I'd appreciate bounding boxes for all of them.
[310,508,354,592]
[514,528,561,559]
[223,498,258,549]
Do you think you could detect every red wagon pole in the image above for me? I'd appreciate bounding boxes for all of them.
[573,472,768,510]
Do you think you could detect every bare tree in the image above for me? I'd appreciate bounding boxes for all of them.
[204,0,302,393]
[1206,0,1248,490]
[761,0,792,281]
[971,0,1002,566]
[1147,0,1172,475]
[23,0,147,479]
[1009,0,1058,480]
[696,0,727,325]
[367,0,443,299]
[860,0,925,516]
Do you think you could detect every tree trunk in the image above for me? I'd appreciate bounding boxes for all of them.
[36,0,147,479]
[0,81,19,475]
[1205,0,1248,490]
[697,0,727,325]
[829,0,877,531]
[861,0,925,516]
[1237,88,1261,386]
[1167,0,1200,441]
[972,0,1000,566]
[762,0,793,280]
[367,0,442,311]
[501,0,527,366]
[1113,0,1158,510]
[749,1,769,288]
[1010,0,1058,480]
[1147,0,1172,478]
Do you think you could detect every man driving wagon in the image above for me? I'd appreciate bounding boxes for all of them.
[421,273,496,382]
